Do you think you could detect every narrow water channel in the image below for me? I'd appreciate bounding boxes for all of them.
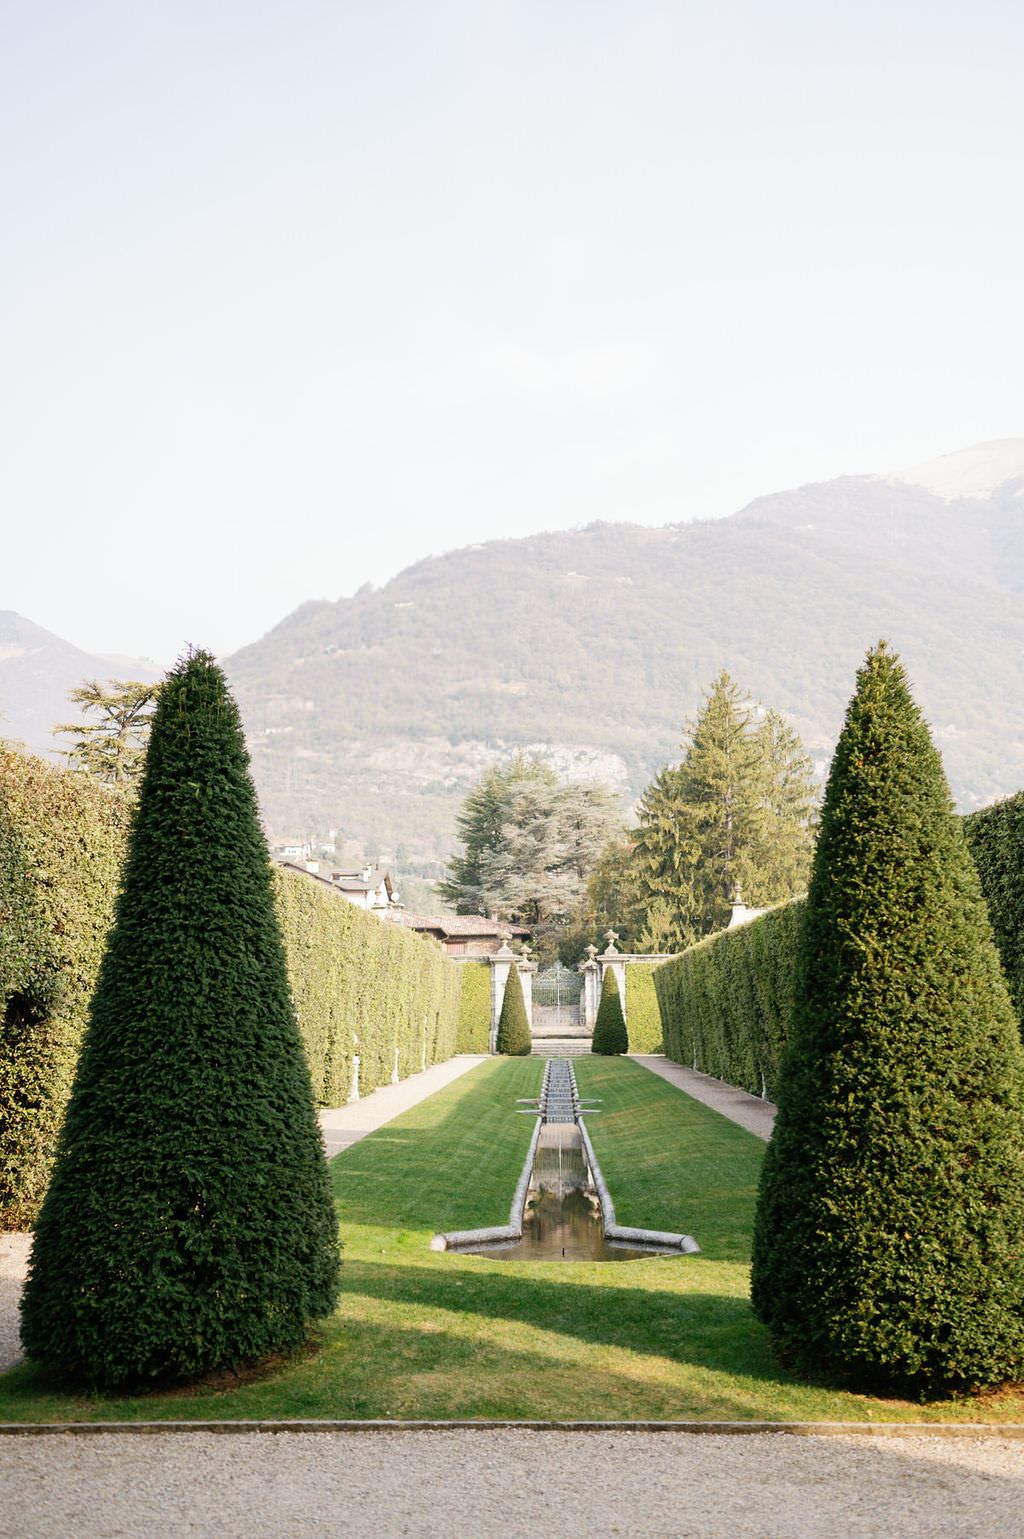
[460,1131,682,1263]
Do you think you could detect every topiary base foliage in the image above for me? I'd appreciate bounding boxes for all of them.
[495,964,532,1055]
[591,968,628,1055]
[19,652,341,1392]
[751,643,1024,1399]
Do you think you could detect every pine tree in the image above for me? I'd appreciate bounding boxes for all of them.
[495,963,532,1055]
[20,651,341,1390]
[633,672,814,949]
[54,678,162,786]
[751,643,1024,1397]
[591,967,628,1055]
[438,751,623,927]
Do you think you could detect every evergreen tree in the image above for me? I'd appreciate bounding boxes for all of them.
[584,835,648,953]
[20,651,341,1390]
[54,678,162,786]
[751,643,1024,1397]
[495,964,532,1056]
[591,967,628,1055]
[439,752,623,927]
[633,671,814,950]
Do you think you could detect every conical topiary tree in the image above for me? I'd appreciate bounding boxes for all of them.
[495,963,532,1055]
[751,642,1024,1397]
[20,651,341,1390]
[591,967,628,1054]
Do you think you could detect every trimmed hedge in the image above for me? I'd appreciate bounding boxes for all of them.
[20,650,342,1391]
[752,642,1024,1397]
[653,899,803,1101]
[0,747,131,1229]
[962,792,1024,1029]
[1,745,460,1230]
[591,968,628,1054]
[272,868,460,1104]
[624,964,663,1052]
[495,964,531,1055]
[456,960,492,1053]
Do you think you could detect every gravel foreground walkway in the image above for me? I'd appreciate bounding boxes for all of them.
[3,1427,1024,1538]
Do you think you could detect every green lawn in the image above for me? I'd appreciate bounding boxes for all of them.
[2,1054,1023,1424]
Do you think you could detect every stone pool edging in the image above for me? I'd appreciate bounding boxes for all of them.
[430,1059,699,1256]
[430,1064,549,1252]
[576,1115,699,1255]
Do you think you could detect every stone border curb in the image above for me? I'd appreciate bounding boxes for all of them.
[432,1064,548,1250]
[577,1113,699,1254]
[1,1419,1023,1437]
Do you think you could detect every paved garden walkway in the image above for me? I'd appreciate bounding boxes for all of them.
[630,1055,776,1141]
[318,1053,488,1157]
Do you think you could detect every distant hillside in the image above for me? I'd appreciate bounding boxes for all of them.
[0,613,163,760]
[224,440,1024,876]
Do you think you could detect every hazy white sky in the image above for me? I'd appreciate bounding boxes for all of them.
[3,1,1023,664]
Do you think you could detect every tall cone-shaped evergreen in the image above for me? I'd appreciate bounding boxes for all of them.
[751,643,1024,1397]
[495,964,531,1056]
[20,651,341,1390]
[591,968,628,1055]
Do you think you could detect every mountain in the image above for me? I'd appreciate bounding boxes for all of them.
[223,440,1024,878]
[0,612,163,760]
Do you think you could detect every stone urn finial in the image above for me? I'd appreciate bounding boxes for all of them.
[603,930,620,955]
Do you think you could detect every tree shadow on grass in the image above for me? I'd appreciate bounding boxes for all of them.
[334,1257,781,1384]
[330,1259,1019,1420]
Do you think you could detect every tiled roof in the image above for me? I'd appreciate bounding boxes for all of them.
[382,911,530,939]
[432,915,530,937]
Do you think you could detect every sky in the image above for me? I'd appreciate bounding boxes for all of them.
[3,1,1023,665]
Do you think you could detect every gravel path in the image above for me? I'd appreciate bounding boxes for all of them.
[3,1427,1024,1538]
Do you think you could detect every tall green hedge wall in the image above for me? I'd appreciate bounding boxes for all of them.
[962,793,1024,1029]
[272,867,460,1104]
[456,960,491,1052]
[0,747,132,1228]
[653,900,804,1101]
[0,746,460,1229]
[624,964,663,1051]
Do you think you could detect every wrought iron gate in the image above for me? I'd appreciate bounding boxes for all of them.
[531,961,584,1032]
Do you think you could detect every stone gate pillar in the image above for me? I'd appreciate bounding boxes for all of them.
[517,947,537,1029]
[599,932,628,1025]
[580,945,601,1029]
[488,942,516,1053]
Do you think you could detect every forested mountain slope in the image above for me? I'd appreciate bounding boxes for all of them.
[224,444,1024,874]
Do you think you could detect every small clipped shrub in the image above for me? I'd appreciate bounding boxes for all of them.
[20,651,341,1391]
[591,968,628,1054]
[456,960,492,1053]
[751,643,1024,1398]
[495,964,531,1055]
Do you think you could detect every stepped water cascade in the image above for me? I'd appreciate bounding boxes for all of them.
[431,1060,700,1262]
